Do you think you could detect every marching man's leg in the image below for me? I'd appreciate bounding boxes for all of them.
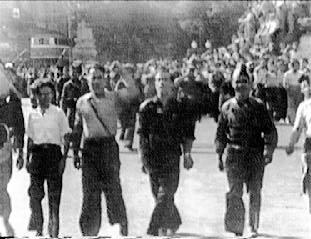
[0,157,14,236]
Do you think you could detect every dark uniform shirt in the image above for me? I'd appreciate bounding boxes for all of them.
[138,97,188,172]
[61,79,82,112]
[0,93,25,149]
[215,96,277,154]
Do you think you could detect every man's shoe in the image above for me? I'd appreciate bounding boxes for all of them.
[158,228,167,236]
[250,228,258,238]
[167,227,178,236]
[36,231,43,237]
[235,232,243,237]
[119,221,128,236]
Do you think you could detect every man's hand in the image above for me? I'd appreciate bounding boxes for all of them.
[16,151,24,170]
[218,154,224,172]
[184,153,194,170]
[285,144,295,155]
[73,154,82,169]
[64,132,71,143]
[263,150,273,165]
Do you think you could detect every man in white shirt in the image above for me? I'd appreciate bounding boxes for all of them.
[26,78,71,237]
[286,86,311,213]
[283,59,303,124]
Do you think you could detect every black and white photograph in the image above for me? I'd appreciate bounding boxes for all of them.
[0,1,311,238]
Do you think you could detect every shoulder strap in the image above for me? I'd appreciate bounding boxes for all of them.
[87,98,112,136]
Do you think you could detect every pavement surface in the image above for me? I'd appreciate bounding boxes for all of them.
[3,99,311,238]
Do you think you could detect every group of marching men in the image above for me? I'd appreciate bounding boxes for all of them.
[0,56,310,238]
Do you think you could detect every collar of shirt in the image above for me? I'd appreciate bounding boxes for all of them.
[37,104,51,115]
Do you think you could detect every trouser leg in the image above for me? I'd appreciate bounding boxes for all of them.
[101,142,128,234]
[247,152,265,232]
[0,158,14,236]
[302,152,311,213]
[147,169,181,236]
[225,150,245,235]
[47,174,62,237]
[79,157,102,236]
[28,174,45,234]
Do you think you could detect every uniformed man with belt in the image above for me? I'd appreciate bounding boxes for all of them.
[215,63,278,237]
[26,78,71,237]
[72,64,129,236]
[138,70,194,236]
[0,64,25,237]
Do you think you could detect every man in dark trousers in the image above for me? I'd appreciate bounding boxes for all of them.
[215,63,278,237]
[61,61,84,129]
[0,64,25,237]
[115,64,142,151]
[72,64,132,236]
[138,70,194,236]
[26,78,71,237]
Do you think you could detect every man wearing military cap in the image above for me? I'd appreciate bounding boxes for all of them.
[215,63,278,237]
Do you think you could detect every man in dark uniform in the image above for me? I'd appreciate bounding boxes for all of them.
[0,64,25,237]
[61,61,84,129]
[138,70,194,236]
[56,66,70,105]
[215,63,278,237]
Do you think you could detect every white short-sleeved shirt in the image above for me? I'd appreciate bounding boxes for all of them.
[27,104,71,146]
[293,98,311,138]
[76,92,118,138]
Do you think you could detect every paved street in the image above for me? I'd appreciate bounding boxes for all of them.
[4,99,311,238]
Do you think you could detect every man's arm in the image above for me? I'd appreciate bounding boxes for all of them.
[137,101,152,173]
[215,107,228,171]
[260,102,278,163]
[60,84,68,113]
[71,102,83,169]
[286,103,304,154]
[10,95,25,169]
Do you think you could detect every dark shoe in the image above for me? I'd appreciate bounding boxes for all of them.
[158,228,167,236]
[235,232,243,237]
[250,227,258,238]
[167,227,178,236]
[120,221,128,236]
[36,231,43,237]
